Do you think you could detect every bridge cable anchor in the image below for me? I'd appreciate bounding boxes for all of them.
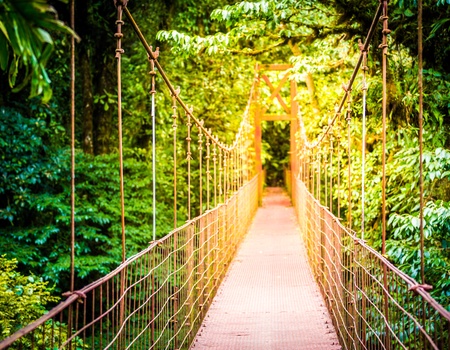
[62,290,87,303]
[409,284,433,294]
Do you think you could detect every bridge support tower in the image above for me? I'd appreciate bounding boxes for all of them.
[254,64,299,204]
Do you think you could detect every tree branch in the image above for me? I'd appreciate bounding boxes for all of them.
[226,38,288,56]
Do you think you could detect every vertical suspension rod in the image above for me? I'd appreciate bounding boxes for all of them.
[324,131,328,208]
[206,135,211,211]
[337,115,341,219]
[70,0,76,293]
[360,43,368,241]
[114,3,127,347]
[317,151,321,202]
[149,49,159,242]
[115,1,126,263]
[213,143,217,207]
[199,123,204,215]
[68,2,76,348]
[172,89,179,229]
[381,0,390,256]
[329,127,333,213]
[187,109,192,220]
[346,86,352,229]
[418,0,425,285]
[381,1,391,348]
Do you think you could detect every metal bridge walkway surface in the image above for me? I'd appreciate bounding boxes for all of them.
[192,187,341,350]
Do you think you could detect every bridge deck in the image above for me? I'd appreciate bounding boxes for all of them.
[192,187,341,349]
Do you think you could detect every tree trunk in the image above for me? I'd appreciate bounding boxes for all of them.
[288,39,301,56]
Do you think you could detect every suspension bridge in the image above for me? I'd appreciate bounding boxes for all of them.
[1,1,450,349]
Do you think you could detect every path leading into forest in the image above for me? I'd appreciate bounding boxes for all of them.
[191,187,341,350]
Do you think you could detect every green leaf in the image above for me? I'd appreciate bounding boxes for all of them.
[34,27,53,45]
[0,31,9,70]
[8,55,19,87]
[428,18,450,40]
[411,216,420,229]
[404,8,414,17]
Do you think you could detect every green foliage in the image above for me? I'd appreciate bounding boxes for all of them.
[157,0,342,57]
[325,44,450,305]
[0,0,253,296]
[387,200,450,303]
[0,106,174,288]
[383,145,450,304]
[374,0,450,73]
[0,0,76,102]
[0,256,59,340]
[1,0,450,332]
[261,121,290,186]
[1,106,71,284]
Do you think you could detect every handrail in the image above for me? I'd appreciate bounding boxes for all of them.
[0,176,260,349]
[293,179,450,349]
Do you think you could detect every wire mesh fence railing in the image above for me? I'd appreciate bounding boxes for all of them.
[0,175,258,350]
[0,2,261,348]
[294,178,450,350]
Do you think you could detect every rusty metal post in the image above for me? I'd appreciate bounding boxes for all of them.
[290,78,299,205]
[381,0,391,347]
[186,223,195,335]
[254,70,263,205]
[173,231,179,349]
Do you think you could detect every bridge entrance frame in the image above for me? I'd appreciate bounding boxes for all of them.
[254,64,299,204]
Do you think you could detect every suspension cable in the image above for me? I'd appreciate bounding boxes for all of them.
[70,0,76,293]
[186,107,192,220]
[317,150,321,202]
[224,149,228,201]
[360,40,368,240]
[324,128,328,208]
[171,88,179,229]
[311,148,315,198]
[114,0,127,262]
[346,84,352,229]
[329,125,333,212]
[337,113,342,218]
[213,142,217,207]
[114,2,127,345]
[381,0,390,256]
[418,0,425,285]
[149,48,159,241]
[381,2,391,348]
[198,122,204,215]
[218,146,223,203]
[206,133,211,211]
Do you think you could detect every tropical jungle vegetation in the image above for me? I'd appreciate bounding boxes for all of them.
[0,0,449,340]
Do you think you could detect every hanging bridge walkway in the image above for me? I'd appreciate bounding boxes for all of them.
[1,1,450,350]
[192,188,340,350]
